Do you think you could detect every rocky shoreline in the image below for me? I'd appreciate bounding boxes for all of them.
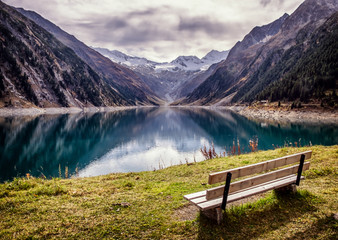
[224,105,338,125]
[0,106,337,125]
[0,106,137,117]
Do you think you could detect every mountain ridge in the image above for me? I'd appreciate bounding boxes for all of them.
[94,47,229,101]
[177,0,338,106]
[0,1,131,108]
[17,5,229,103]
[15,7,162,106]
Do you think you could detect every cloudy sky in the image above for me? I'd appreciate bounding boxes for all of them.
[4,0,304,62]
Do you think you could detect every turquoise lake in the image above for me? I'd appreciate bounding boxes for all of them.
[0,107,337,182]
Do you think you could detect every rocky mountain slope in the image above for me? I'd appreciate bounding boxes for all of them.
[94,48,229,101]
[16,7,161,106]
[0,1,134,108]
[257,11,338,106]
[178,0,338,106]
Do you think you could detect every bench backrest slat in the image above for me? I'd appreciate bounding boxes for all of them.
[206,161,310,200]
[208,151,312,184]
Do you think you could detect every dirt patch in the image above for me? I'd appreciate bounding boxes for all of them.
[174,204,200,221]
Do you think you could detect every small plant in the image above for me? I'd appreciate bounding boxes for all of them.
[59,164,61,178]
[65,166,68,179]
[232,140,236,155]
[249,137,259,152]
[272,144,280,149]
[226,139,243,156]
[58,164,70,178]
[200,142,218,160]
[185,158,194,166]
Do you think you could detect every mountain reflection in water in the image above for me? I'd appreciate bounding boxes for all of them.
[0,107,337,181]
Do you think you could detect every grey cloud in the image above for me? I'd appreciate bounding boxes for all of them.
[178,16,228,37]
[82,7,180,45]
[74,7,247,48]
[124,8,158,18]
[178,16,246,40]
[260,0,272,7]
[86,17,178,45]
[105,18,128,30]
[260,0,286,7]
[110,26,178,45]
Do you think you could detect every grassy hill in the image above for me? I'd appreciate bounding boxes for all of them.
[0,145,337,239]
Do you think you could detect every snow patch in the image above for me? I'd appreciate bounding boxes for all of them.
[93,47,229,73]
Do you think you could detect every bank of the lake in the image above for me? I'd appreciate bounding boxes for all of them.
[1,105,337,124]
[223,103,338,125]
[1,146,337,239]
[0,106,141,117]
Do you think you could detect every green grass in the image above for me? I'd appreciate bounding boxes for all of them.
[0,146,337,239]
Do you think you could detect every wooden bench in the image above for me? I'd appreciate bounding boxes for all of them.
[184,151,312,224]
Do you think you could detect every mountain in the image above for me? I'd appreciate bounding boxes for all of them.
[94,48,229,101]
[92,48,158,68]
[178,0,338,106]
[0,1,132,108]
[176,12,289,105]
[257,11,338,106]
[94,48,228,72]
[15,7,161,106]
[202,50,230,63]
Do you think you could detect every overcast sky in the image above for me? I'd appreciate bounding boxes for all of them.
[4,0,304,62]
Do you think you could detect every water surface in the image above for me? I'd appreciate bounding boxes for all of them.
[0,107,337,181]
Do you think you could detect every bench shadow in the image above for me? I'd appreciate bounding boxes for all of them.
[196,191,319,240]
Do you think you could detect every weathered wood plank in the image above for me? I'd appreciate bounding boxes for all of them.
[208,151,312,184]
[184,190,206,200]
[199,176,304,210]
[189,175,300,206]
[206,162,310,200]
[191,195,207,205]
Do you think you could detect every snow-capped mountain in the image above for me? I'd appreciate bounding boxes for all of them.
[201,50,230,63]
[93,48,157,67]
[94,48,229,72]
[93,48,229,101]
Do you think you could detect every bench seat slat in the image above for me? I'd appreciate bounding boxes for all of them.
[184,190,206,201]
[197,175,303,210]
[206,162,310,200]
[208,151,312,184]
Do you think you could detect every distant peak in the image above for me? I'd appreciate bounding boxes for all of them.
[201,49,229,62]
[281,13,289,19]
[172,55,200,62]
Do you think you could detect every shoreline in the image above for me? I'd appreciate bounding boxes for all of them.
[0,106,142,117]
[0,105,337,125]
[223,105,338,124]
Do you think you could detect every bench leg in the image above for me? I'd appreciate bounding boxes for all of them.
[200,208,223,225]
[275,184,297,194]
[216,207,223,225]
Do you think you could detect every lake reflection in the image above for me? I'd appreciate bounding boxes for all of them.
[0,107,337,181]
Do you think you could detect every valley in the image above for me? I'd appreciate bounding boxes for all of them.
[93,48,229,102]
[0,0,338,108]
[0,0,337,111]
